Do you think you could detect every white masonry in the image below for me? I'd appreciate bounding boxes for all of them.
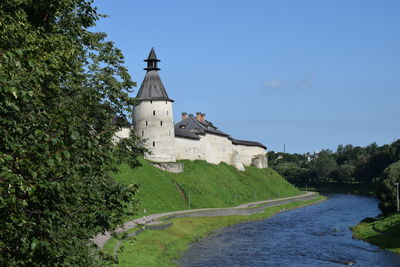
[117,48,268,170]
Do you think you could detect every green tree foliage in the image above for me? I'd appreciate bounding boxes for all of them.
[377,161,400,215]
[0,0,144,265]
[268,140,400,215]
[270,141,400,184]
[333,164,356,183]
[309,150,338,182]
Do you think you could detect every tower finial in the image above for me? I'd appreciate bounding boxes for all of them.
[144,47,160,71]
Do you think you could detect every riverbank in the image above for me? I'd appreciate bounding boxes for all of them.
[351,213,400,254]
[295,182,376,196]
[104,194,325,266]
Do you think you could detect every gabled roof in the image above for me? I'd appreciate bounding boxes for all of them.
[174,115,267,149]
[136,70,173,101]
[174,127,200,140]
[231,138,266,149]
[174,115,229,138]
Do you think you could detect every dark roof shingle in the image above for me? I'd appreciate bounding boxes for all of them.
[136,70,173,101]
[174,115,266,149]
[136,48,173,101]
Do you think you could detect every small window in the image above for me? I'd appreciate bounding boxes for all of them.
[165,101,167,104]
[150,100,153,104]
[160,121,163,126]
[142,130,144,136]
[169,130,171,136]
[146,121,148,126]
[153,141,155,147]
[166,111,169,116]
[153,110,155,115]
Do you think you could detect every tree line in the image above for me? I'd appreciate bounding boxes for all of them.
[268,140,400,215]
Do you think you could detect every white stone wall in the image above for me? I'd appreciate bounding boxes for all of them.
[175,137,205,161]
[203,134,234,165]
[175,134,233,165]
[129,100,266,168]
[114,127,131,141]
[132,100,176,162]
[233,144,266,166]
[175,133,266,170]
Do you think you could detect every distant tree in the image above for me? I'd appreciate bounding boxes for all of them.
[389,140,400,163]
[310,150,338,182]
[267,151,279,164]
[0,0,144,265]
[377,161,400,215]
[358,150,392,182]
[271,140,400,197]
[365,142,379,155]
[283,166,312,183]
[268,151,308,168]
[333,164,356,184]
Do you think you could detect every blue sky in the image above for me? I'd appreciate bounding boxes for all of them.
[94,0,400,153]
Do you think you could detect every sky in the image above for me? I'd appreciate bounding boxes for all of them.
[94,0,400,154]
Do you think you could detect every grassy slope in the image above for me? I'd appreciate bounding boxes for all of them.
[351,213,400,254]
[114,159,301,217]
[113,196,325,266]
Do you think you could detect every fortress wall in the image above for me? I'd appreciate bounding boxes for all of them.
[175,137,206,161]
[175,133,233,165]
[234,144,266,166]
[162,135,266,168]
[203,133,234,165]
[175,133,267,169]
[133,101,176,162]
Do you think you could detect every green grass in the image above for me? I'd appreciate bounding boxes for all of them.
[113,159,301,218]
[106,196,325,266]
[351,213,400,254]
[105,159,304,265]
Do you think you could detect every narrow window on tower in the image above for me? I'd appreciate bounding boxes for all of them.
[165,101,167,104]
[153,141,155,147]
[160,121,163,126]
[169,130,171,136]
[150,100,153,104]
[146,121,148,126]
[167,111,169,116]
[153,110,155,115]
[142,130,144,136]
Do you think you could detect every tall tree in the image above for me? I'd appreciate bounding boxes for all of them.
[310,150,338,182]
[0,0,143,265]
[377,161,400,215]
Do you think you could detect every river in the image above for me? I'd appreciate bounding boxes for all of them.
[179,194,400,266]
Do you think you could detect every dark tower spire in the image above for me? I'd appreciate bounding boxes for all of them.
[144,47,160,71]
[135,48,173,101]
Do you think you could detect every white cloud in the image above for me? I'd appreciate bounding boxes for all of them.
[263,70,319,89]
[263,79,288,89]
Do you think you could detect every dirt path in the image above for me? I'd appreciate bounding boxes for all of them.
[92,191,318,249]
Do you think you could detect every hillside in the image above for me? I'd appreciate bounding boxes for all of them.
[113,159,301,217]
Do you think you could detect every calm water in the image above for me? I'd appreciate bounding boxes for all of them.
[179,194,400,267]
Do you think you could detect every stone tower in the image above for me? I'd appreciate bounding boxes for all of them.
[132,48,176,162]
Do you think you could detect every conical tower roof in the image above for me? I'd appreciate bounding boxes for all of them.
[145,47,159,62]
[136,48,173,102]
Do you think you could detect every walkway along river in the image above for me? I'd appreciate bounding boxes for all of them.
[179,194,400,267]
